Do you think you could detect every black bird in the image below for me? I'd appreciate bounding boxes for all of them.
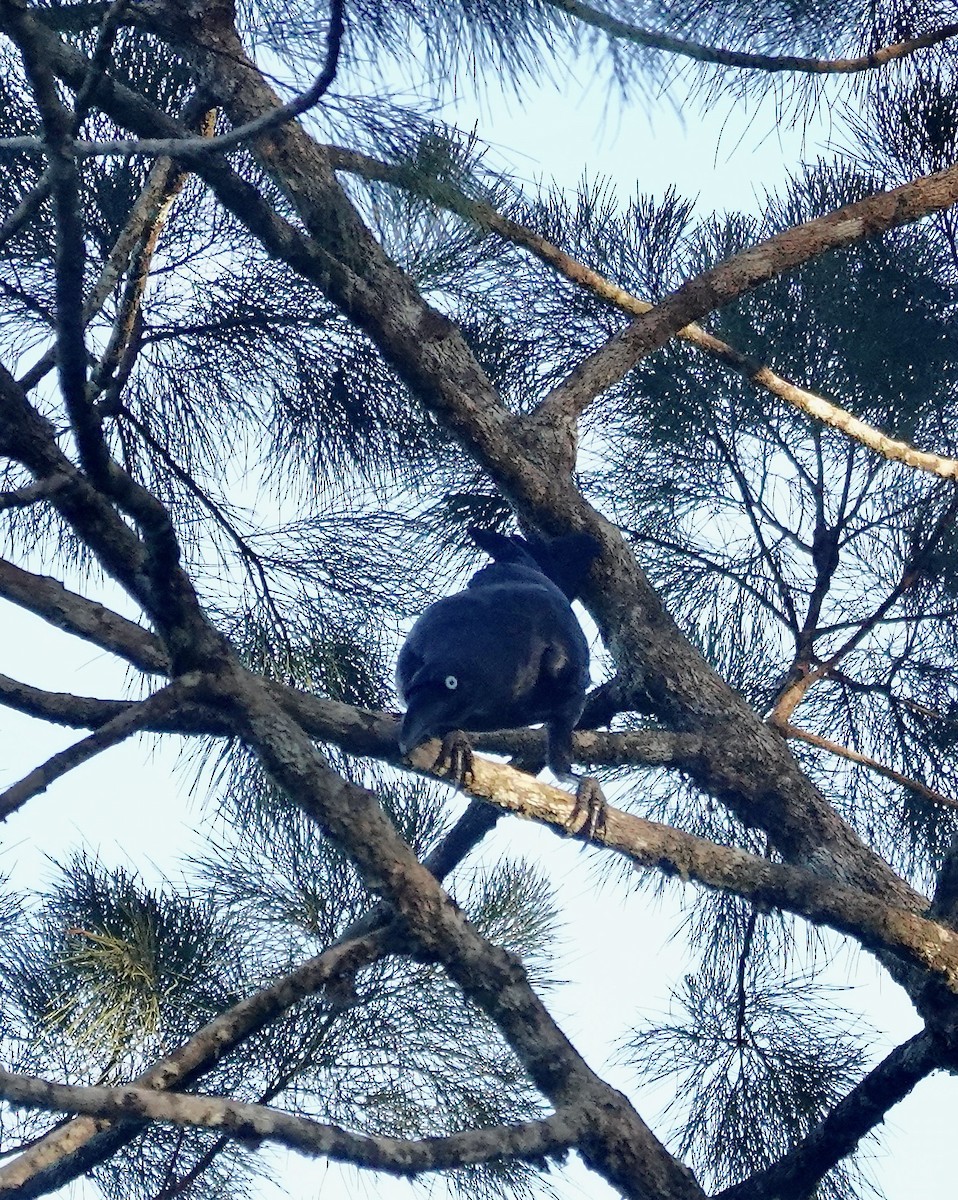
[396,526,605,830]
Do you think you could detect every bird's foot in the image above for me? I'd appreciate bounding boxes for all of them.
[565,775,607,840]
[435,729,475,789]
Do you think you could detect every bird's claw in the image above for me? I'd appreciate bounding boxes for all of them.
[435,729,475,789]
[565,775,607,840]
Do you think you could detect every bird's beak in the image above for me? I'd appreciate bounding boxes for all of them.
[398,699,442,758]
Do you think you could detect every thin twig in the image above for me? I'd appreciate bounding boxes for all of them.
[547,0,958,75]
[776,720,958,810]
[0,0,344,162]
[717,1032,940,1200]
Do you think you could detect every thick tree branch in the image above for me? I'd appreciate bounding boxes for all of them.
[0,9,922,907]
[0,1068,580,1176]
[0,663,713,776]
[400,744,958,1006]
[219,662,705,1200]
[0,556,169,674]
[548,0,958,75]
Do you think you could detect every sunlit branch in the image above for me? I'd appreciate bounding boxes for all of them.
[401,745,958,1008]
[533,163,958,427]
[778,720,958,810]
[327,145,958,482]
[548,0,958,74]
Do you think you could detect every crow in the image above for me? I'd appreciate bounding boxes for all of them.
[396,525,606,834]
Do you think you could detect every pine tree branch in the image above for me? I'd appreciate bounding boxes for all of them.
[18,100,217,396]
[547,0,958,75]
[326,144,958,481]
[0,661,709,774]
[0,0,345,162]
[220,661,707,1200]
[532,162,958,427]
[0,555,169,673]
[716,1032,940,1200]
[0,1066,582,1177]
[775,721,958,810]
[0,674,200,821]
[399,742,958,993]
[0,795,521,1194]
[0,12,917,905]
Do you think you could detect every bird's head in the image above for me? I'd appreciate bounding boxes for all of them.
[398,670,471,756]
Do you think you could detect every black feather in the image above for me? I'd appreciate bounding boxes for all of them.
[396,527,597,776]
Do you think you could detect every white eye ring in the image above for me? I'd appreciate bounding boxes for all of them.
[444,675,458,690]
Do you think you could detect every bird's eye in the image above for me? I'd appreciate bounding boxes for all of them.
[444,675,458,690]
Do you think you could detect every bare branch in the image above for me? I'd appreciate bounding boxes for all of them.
[547,0,958,74]
[0,555,168,673]
[776,720,958,810]
[0,1068,581,1176]
[0,0,344,163]
[0,675,201,822]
